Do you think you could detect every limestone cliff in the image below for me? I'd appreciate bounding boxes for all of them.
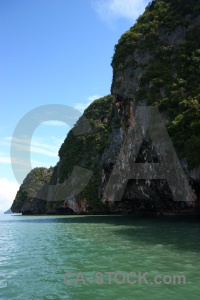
[11,0,200,215]
[11,167,53,214]
[47,95,114,214]
[111,0,200,169]
[106,0,200,214]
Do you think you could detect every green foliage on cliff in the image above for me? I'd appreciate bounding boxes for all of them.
[11,167,53,213]
[11,1,200,213]
[112,0,200,169]
[112,0,200,69]
[168,98,200,168]
[57,95,114,210]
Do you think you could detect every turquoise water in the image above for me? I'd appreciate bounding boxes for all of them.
[0,214,199,300]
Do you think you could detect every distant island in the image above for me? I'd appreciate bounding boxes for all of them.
[4,208,12,214]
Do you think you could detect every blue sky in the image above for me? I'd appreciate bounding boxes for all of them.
[0,0,149,211]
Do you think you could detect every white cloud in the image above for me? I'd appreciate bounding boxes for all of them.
[74,95,101,112]
[87,95,101,102]
[0,155,48,168]
[0,156,10,164]
[42,121,68,127]
[93,0,148,23]
[0,135,63,185]
[0,178,19,212]
[4,136,62,157]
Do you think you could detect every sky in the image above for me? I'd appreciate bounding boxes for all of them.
[0,0,149,211]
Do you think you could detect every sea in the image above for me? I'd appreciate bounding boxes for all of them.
[0,214,200,300]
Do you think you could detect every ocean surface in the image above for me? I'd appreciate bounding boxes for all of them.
[0,214,199,300]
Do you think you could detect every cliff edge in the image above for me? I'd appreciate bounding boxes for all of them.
[11,0,200,215]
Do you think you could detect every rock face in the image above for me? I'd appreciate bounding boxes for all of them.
[111,0,200,168]
[11,96,115,215]
[11,0,200,215]
[11,168,53,214]
[47,95,115,214]
[103,0,200,215]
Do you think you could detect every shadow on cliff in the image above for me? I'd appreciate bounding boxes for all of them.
[8,215,200,252]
